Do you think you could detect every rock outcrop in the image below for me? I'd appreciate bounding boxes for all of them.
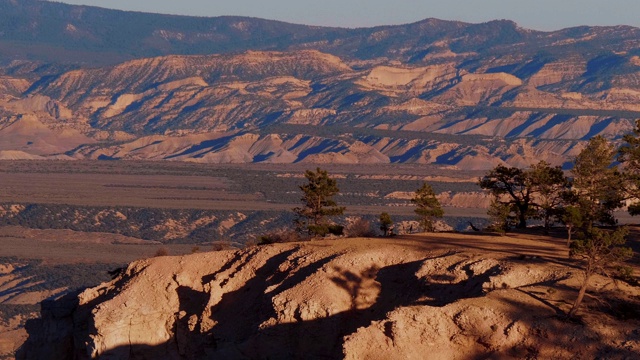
[18,235,640,359]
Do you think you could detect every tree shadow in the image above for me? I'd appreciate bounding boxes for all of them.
[490,292,640,360]
[128,247,341,359]
[175,286,214,358]
[17,243,639,360]
[330,265,379,310]
[201,247,261,286]
[17,248,522,359]
[197,251,508,359]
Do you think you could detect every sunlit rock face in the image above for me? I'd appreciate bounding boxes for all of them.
[17,238,640,359]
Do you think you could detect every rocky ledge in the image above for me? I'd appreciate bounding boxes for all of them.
[17,234,640,359]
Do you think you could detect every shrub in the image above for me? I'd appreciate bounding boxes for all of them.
[327,224,344,236]
[211,240,236,251]
[258,229,302,245]
[486,198,512,234]
[346,217,376,238]
[306,225,329,237]
[154,247,169,257]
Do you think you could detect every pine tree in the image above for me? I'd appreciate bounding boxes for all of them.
[528,161,569,231]
[411,182,444,232]
[618,119,640,214]
[293,167,345,236]
[561,205,583,246]
[487,197,512,233]
[379,212,393,237]
[571,136,624,227]
[568,226,632,317]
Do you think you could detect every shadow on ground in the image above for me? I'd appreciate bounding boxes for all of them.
[16,230,640,359]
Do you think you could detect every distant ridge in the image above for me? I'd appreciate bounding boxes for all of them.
[1,0,639,67]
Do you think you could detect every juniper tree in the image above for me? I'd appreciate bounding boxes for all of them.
[293,167,345,236]
[479,161,569,230]
[479,165,535,229]
[411,182,444,232]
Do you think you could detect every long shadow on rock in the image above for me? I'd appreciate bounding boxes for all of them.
[203,249,300,345]
[201,247,260,287]
[207,253,506,360]
[15,290,81,360]
[221,260,427,359]
[17,250,508,360]
[175,286,215,358]
[204,248,336,342]
[17,265,149,360]
[242,255,510,359]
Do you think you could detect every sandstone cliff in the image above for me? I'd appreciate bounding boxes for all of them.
[18,234,640,359]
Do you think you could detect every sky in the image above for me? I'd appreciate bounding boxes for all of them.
[53,0,640,31]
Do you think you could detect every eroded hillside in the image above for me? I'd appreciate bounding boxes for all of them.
[3,3,640,167]
[17,233,640,359]
[1,49,639,168]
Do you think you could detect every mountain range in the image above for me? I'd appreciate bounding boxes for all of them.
[2,0,640,168]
